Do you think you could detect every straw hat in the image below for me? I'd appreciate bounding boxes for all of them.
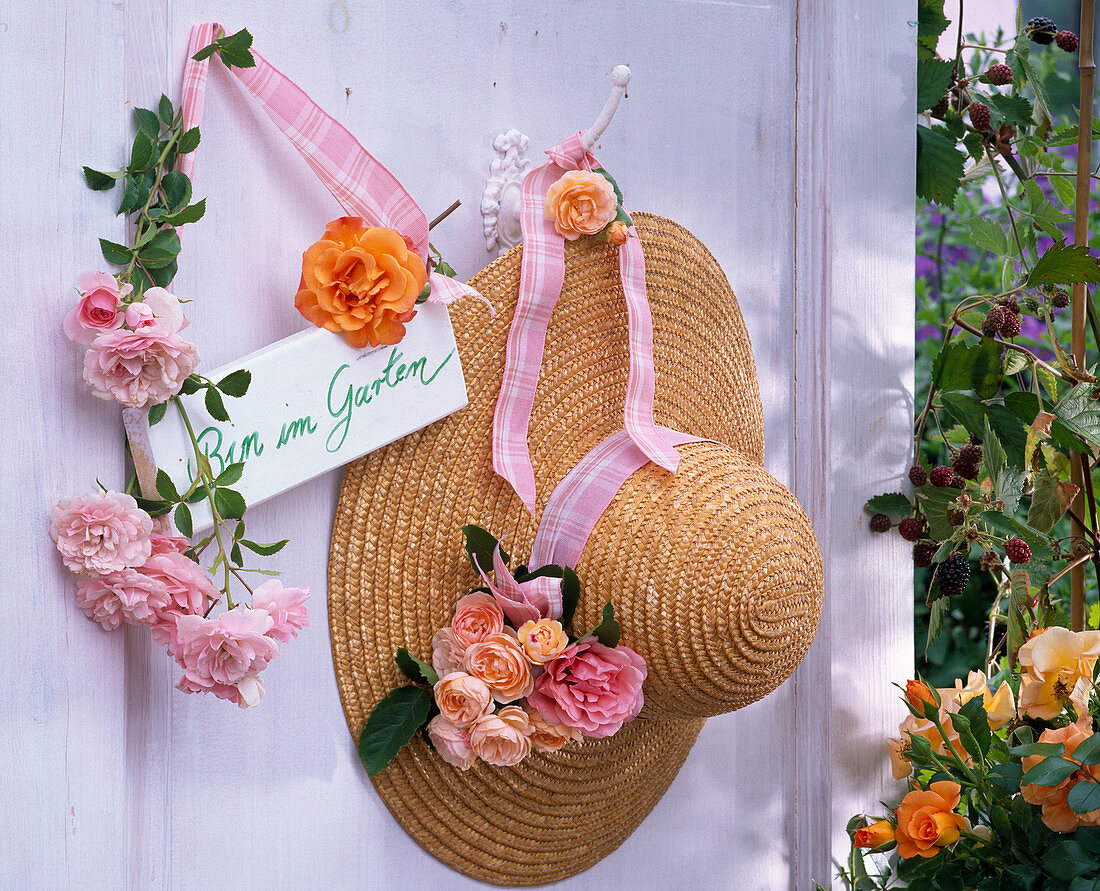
[328,212,823,885]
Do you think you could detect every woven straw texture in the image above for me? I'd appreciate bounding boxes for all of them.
[328,213,823,885]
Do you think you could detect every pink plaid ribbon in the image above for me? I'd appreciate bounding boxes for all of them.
[529,429,701,570]
[177,23,481,308]
[492,132,681,516]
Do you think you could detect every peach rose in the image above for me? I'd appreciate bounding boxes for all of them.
[543,170,618,241]
[464,632,534,703]
[516,619,569,664]
[853,819,896,849]
[894,781,969,859]
[431,627,466,677]
[1021,719,1100,832]
[294,217,427,348]
[434,671,494,726]
[604,220,630,246]
[526,708,582,754]
[1018,627,1100,721]
[451,592,505,650]
[887,737,912,780]
[469,706,532,767]
[427,715,476,770]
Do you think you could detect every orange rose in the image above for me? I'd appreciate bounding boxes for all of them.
[433,671,494,727]
[543,170,618,241]
[604,220,630,246]
[469,706,532,766]
[451,592,505,650]
[905,679,936,712]
[526,708,581,754]
[294,216,427,348]
[853,819,896,849]
[516,619,569,664]
[894,781,968,859]
[464,632,534,703]
[1022,719,1100,832]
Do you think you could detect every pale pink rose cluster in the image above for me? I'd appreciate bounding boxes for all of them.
[49,488,309,708]
[65,272,199,409]
[422,546,646,770]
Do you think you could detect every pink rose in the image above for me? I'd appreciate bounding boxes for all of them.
[434,671,494,726]
[472,544,562,626]
[64,271,129,344]
[175,606,279,691]
[527,640,647,738]
[464,632,534,703]
[469,706,532,767]
[427,715,477,770]
[431,627,466,677]
[49,490,153,574]
[176,672,265,708]
[526,708,582,753]
[75,569,170,629]
[149,515,189,555]
[83,326,199,409]
[139,552,218,655]
[251,579,310,643]
[124,287,187,335]
[451,592,505,650]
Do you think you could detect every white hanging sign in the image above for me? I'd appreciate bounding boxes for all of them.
[143,303,467,531]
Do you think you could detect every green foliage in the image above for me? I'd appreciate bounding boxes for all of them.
[865,493,913,518]
[191,28,256,70]
[395,648,439,687]
[588,603,621,648]
[357,686,432,776]
[917,125,967,206]
[462,524,509,573]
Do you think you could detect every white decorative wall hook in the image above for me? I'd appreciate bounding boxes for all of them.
[481,65,631,255]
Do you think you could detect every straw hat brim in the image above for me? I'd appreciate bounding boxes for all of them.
[328,213,816,884]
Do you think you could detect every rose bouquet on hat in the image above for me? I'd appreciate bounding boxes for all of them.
[357,525,647,774]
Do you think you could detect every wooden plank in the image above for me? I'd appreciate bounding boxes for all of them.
[0,1,129,884]
[793,1,916,885]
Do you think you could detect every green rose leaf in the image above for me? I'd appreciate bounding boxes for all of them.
[161,171,192,211]
[358,685,432,776]
[130,129,155,170]
[139,227,181,268]
[163,199,206,227]
[462,524,509,574]
[155,468,180,502]
[217,369,252,398]
[955,694,991,758]
[147,402,167,426]
[213,487,247,520]
[395,647,440,686]
[82,166,119,191]
[174,502,193,539]
[134,107,161,137]
[177,126,201,155]
[204,385,230,423]
[1043,839,1096,881]
[134,495,172,518]
[99,238,132,265]
[588,603,621,648]
[1021,755,1079,787]
[1072,733,1100,767]
[239,538,289,556]
[158,94,174,125]
[213,462,245,488]
[179,375,204,396]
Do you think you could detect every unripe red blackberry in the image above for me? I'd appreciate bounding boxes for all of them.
[950,475,966,489]
[986,63,1013,85]
[869,513,891,533]
[958,444,982,465]
[930,95,950,119]
[930,465,955,487]
[997,296,1020,313]
[935,553,971,596]
[969,101,991,132]
[1000,312,1022,338]
[909,465,928,487]
[899,517,927,541]
[1005,537,1032,564]
[968,434,983,446]
[1051,288,1071,309]
[1026,16,1058,44]
[914,541,937,568]
[982,305,1007,337]
[1056,30,1079,52]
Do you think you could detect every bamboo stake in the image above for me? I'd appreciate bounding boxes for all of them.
[1071,1,1096,631]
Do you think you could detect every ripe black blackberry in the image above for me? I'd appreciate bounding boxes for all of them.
[968,434,983,446]
[930,465,955,487]
[935,553,971,596]
[1050,288,1070,309]
[930,95,950,118]
[1001,312,1022,338]
[869,513,891,533]
[982,305,1007,337]
[950,475,966,489]
[1005,537,1032,564]
[986,63,1013,85]
[913,541,937,568]
[1026,16,1058,44]
[899,517,927,542]
[1056,30,1079,52]
[969,101,991,131]
[953,445,982,481]
[909,465,928,487]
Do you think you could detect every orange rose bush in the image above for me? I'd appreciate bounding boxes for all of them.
[846,631,1100,888]
[357,525,645,775]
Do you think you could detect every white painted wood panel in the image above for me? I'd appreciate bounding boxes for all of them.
[0,1,914,888]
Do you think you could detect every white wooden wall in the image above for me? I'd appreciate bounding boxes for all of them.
[1,1,914,887]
